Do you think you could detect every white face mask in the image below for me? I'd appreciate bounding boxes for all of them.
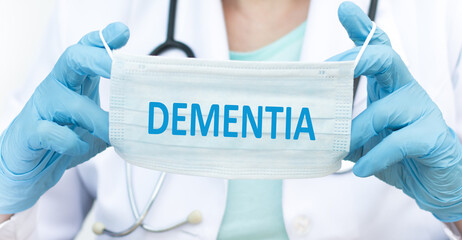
[101,23,376,179]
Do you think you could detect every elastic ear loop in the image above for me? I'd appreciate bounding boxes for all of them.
[99,29,114,60]
[354,22,377,68]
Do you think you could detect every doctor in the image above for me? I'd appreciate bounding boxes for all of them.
[1,0,462,239]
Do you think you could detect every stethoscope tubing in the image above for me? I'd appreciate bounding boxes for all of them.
[101,166,165,237]
[127,164,194,233]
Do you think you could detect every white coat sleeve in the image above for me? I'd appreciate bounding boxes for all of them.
[0,1,95,239]
[34,166,95,239]
[0,167,94,240]
[0,205,37,240]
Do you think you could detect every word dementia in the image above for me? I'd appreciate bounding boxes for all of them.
[148,102,315,140]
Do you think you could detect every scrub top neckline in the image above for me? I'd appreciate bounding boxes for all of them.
[229,21,307,60]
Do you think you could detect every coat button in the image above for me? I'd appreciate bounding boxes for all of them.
[292,215,311,236]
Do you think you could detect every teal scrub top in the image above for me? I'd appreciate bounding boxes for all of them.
[217,21,306,240]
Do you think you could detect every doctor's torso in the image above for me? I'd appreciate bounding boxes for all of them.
[25,0,462,239]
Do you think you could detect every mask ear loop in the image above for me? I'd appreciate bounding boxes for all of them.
[354,22,377,68]
[99,29,114,60]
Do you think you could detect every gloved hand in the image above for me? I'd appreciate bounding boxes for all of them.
[328,2,462,222]
[0,23,130,213]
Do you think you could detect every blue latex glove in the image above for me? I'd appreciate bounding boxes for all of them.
[0,23,130,214]
[329,2,462,222]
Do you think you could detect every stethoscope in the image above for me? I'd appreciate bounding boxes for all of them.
[92,0,378,236]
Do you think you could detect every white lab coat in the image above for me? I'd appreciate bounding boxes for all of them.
[1,0,462,239]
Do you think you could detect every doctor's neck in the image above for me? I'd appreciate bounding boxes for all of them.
[222,0,310,52]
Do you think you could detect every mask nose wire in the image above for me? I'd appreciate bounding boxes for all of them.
[99,29,114,60]
[354,21,377,69]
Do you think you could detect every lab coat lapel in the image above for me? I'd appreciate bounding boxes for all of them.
[299,0,408,64]
[373,0,409,67]
[300,0,371,62]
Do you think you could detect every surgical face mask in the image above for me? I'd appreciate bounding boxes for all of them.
[100,23,376,179]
